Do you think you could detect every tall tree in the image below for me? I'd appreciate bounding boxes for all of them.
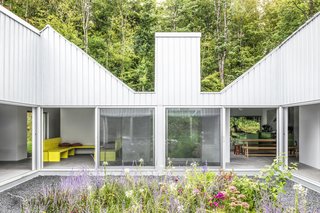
[79,0,92,52]
[214,0,228,86]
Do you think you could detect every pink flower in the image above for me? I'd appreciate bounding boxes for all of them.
[242,202,250,209]
[239,194,246,199]
[193,188,200,195]
[213,202,219,207]
[229,186,237,193]
[214,191,226,200]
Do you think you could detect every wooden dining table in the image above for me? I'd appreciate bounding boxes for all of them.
[239,138,277,157]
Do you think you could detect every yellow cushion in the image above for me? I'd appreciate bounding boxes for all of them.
[100,151,116,161]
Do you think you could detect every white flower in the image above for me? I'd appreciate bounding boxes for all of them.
[190,162,198,168]
[293,183,303,191]
[293,183,308,196]
[125,190,133,198]
[177,205,184,212]
[124,168,130,174]
[169,183,177,192]
[139,188,144,193]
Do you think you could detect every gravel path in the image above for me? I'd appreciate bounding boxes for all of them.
[0,176,319,213]
[278,181,320,212]
[0,176,61,213]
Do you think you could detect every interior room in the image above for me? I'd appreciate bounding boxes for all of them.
[0,104,32,182]
[226,108,277,169]
[43,108,95,169]
[290,104,320,182]
[166,108,221,167]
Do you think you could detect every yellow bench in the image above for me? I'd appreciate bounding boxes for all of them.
[43,138,95,162]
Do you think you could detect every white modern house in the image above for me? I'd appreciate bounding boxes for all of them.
[0,5,320,191]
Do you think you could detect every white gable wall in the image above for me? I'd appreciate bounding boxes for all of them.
[39,26,155,106]
[0,8,39,105]
[222,12,320,107]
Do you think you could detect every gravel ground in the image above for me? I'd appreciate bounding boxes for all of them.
[0,176,319,213]
[278,181,320,212]
[0,176,61,213]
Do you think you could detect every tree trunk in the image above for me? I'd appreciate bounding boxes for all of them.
[118,2,125,76]
[214,0,228,87]
[309,0,315,17]
[81,0,91,53]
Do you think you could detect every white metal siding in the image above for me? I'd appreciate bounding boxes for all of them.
[222,12,320,107]
[155,33,221,106]
[0,10,39,105]
[1,4,320,108]
[39,26,155,106]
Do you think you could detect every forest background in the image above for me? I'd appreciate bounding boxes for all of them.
[1,0,319,92]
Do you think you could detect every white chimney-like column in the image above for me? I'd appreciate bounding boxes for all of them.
[155,32,201,106]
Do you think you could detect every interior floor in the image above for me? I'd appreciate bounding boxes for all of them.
[226,151,275,169]
[44,154,95,169]
[289,157,320,183]
[0,158,32,182]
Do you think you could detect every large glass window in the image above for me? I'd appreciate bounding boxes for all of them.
[227,108,277,169]
[100,108,154,166]
[166,108,221,166]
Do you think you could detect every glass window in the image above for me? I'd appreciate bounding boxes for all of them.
[100,108,154,166]
[166,108,221,166]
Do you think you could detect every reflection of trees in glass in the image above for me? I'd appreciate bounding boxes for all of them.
[168,116,201,158]
[230,117,260,134]
[27,112,32,155]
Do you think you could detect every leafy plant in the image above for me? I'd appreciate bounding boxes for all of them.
[23,158,299,213]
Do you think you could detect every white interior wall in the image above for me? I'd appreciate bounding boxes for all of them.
[299,104,320,169]
[0,105,28,161]
[60,108,95,145]
[43,108,60,138]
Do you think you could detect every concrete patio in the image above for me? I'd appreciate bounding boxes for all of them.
[43,155,95,169]
[0,158,32,182]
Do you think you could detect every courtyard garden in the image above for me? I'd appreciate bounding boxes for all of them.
[0,159,311,212]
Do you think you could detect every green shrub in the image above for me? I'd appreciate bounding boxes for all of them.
[23,158,297,213]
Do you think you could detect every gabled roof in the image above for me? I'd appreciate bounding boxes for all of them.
[222,11,320,93]
[1,5,320,107]
[0,6,40,35]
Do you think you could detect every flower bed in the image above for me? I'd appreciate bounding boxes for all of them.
[22,159,307,212]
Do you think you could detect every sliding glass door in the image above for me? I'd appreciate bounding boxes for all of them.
[100,108,154,166]
[166,108,221,166]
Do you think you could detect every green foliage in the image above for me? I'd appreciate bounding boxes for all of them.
[23,159,298,212]
[168,116,201,159]
[231,117,260,133]
[2,0,320,92]
[27,112,32,154]
[257,158,297,203]
[201,72,223,92]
